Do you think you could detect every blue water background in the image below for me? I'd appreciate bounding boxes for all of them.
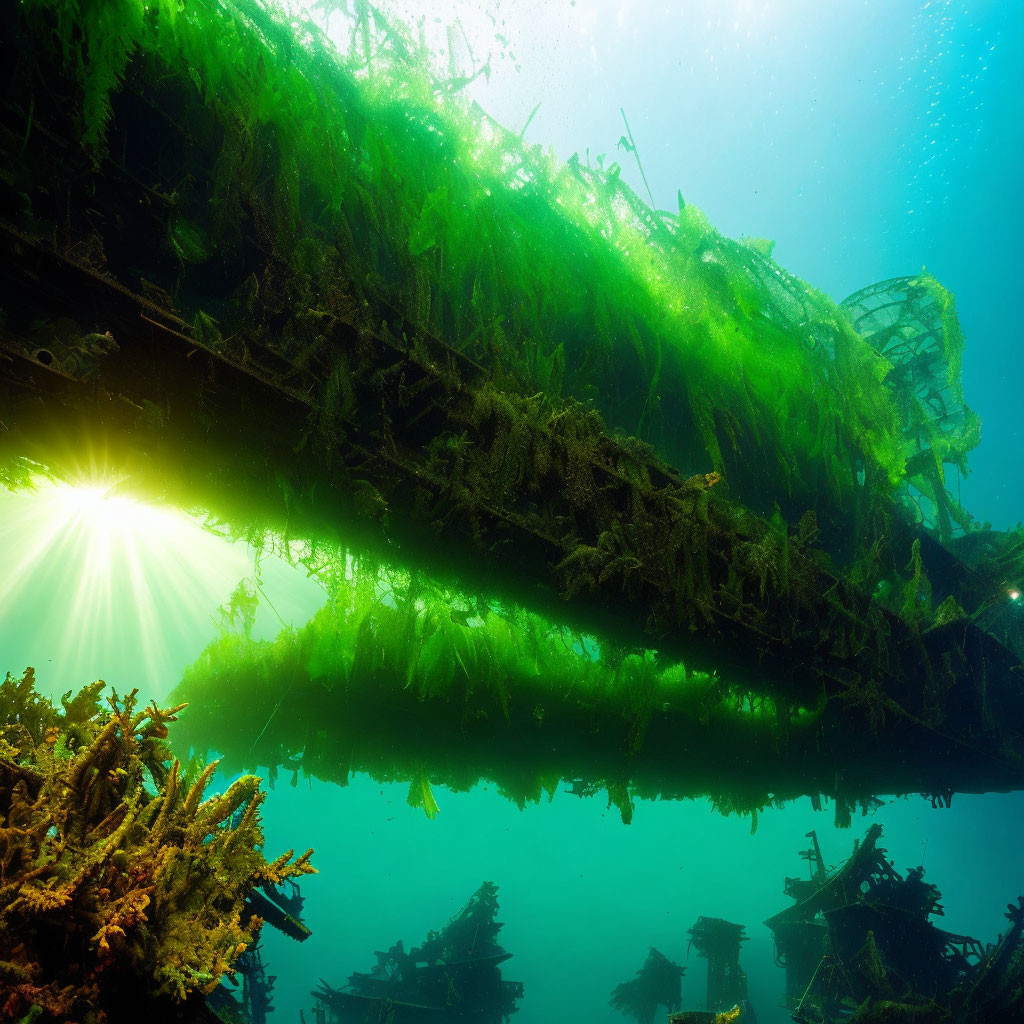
[1,2,1022,1023]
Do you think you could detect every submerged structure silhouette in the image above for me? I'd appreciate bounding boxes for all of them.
[610,947,685,1024]
[686,918,750,1017]
[207,881,311,1024]
[313,882,522,1024]
[765,825,1024,1023]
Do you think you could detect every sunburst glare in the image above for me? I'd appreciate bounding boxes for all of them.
[0,477,324,703]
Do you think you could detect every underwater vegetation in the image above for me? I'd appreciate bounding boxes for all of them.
[4,0,933,553]
[0,0,977,556]
[1,0,1020,828]
[0,667,314,1023]
[668,1011,741,1024]
[169,560,831,827]
[0,2,1020,1022]
[164,492,1024,829]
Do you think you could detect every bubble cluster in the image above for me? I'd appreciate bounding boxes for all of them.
[895,0,996,227]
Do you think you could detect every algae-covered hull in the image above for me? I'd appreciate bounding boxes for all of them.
[1,0,1022,814]
[1,4,1023,1022]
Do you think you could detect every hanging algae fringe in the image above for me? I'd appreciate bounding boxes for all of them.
[2,221,1021,815]
[6,0,917,557]
[2,0,1018,814]
[170,566,813,824]
[168,547,1020,829]
[0,668,314,1023]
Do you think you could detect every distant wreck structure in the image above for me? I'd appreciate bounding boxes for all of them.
[209,879,311,1024]
[765,825,1024,1023]
[609,947,685,1024]
[313,883,522,1024]
[610,925,756,1024]
[686,918,751,1017]
[208,945,277,1024]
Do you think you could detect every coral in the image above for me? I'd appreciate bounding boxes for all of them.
[0,669,314,1022]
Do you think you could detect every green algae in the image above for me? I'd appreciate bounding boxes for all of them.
[840,274,980,542]
[169,557,814,825]
[3,0,1013,825]
[13,0,930,556]
[4,0,980,623]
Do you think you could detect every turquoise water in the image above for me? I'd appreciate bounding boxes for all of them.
[3,476,1021,1022]
[2,1,1022,1021]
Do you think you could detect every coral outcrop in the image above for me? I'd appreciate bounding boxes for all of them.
[0,667,314,1022]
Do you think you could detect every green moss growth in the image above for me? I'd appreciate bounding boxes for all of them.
[2,0,1008,820]
[168,557,826,824]
[12,0,919,557]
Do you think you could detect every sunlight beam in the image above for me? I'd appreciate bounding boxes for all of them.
[0,477,323,699]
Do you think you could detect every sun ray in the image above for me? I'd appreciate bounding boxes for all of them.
[0,477,325,702]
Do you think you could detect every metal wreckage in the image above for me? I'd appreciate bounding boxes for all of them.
[764,825,1024,1023]
[311,882,523,1024]
[609,826,1024,1024]
[0,1,1022,1022]
[607,920,753,1024]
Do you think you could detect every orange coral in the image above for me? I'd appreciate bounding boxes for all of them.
[0,670,314,1022]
